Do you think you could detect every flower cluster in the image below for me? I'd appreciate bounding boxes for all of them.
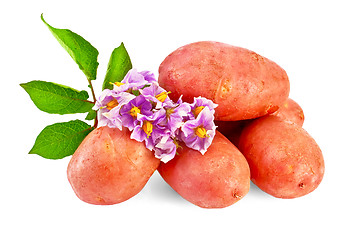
[94,69,217,162]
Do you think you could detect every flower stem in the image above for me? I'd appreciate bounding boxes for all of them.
[87,79,97,104]
[87,78,98,128]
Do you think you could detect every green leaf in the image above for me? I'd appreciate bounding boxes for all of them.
[102,42,132,90]
[20,81,94,114]
[41,14,99,80]
[29,120,94,159]
[85,109,97,120]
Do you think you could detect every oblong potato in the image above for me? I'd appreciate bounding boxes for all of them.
[158,41,290,121]
[67,126,160,205]
[158,131,250,208]
[236,116,324,199]
[272,98,305,126]
[216,98,304,144]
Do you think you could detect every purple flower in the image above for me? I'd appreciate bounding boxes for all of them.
[189,96,218,119]
[93,89,135,129]
[163,100,191,135]
[130,109,168,150]
[112,69,150,92]
[140,84,172,109]
[139,70,157,85]
[95,74,218,159]
[181,107,216,155]
[154,134,178,162]
[119,95,153,131]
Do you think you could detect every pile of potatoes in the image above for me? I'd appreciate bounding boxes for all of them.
[67,41,324,208]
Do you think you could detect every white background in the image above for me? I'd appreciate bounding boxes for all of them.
[1,0,360,239]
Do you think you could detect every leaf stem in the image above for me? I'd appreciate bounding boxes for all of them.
[87,79,97,104]
[93,114,98,128]
[87,78,98,128]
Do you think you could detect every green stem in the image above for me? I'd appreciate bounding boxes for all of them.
[87,79,97,103]
[87,78,98,128]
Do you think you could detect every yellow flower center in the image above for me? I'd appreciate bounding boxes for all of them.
[193,106,205,118]
[106,98,119,110]
[113,82,125,87]
[155,91,171,102]
[173,138,182,149]
[142,121,153,138]
[129,106,141,118]
[166,108,175,118]
[173,138,182,155]
[195,126,209,138]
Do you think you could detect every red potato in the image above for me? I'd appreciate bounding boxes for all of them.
[158,131,250,208]
[272,98,305,126]
[217,98,304,144]
[67,126,160,205]
[158,41,290,121]
[236,116,324,199]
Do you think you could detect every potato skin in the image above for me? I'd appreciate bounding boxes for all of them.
[67,126,160,205]
[237,116,324,199]
[216,98,304,144]
[272,98,305,126]
[158,41,290,121]
[158,131,250,208]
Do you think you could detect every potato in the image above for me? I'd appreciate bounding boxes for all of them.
[236,116,324,198]
[272,98,304,126]
[67,126,160,205]
[158,41,290,121]
[158,131,250,208]
[216,98,304,144]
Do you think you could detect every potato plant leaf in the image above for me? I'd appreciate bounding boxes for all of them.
[29,120,93,159]
[20,81,94,114]
[102,42,132,90]
[85,109,97,120]
[41,14,99,80]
